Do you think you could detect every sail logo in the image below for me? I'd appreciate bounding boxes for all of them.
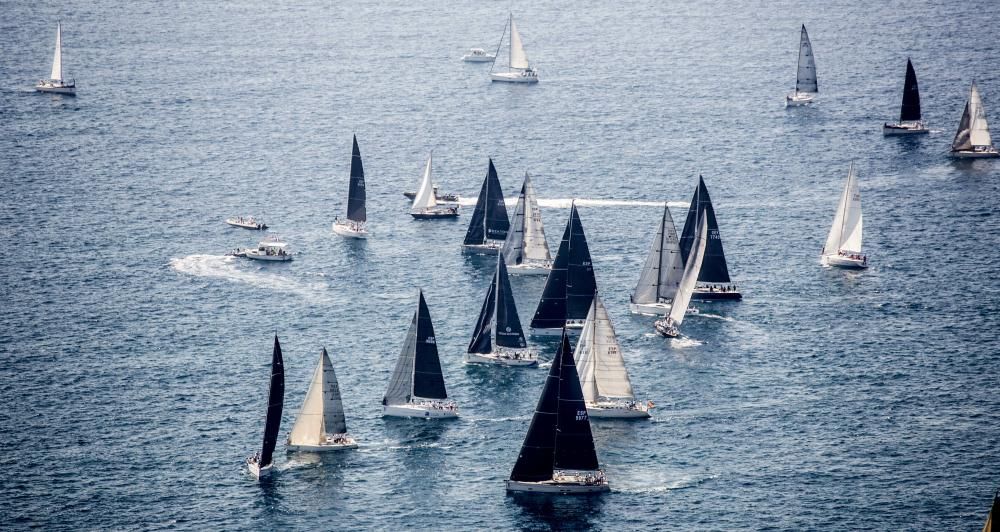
[576,410,588,421]
[425,336,436,344]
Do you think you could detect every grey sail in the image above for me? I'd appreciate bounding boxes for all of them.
[384,291,448,404]
[383,311,419,405]
[320,350,347,434]
[503,173,551,265]
[952,102,973,151]
[795,25,818,93]
[632,203,683,305]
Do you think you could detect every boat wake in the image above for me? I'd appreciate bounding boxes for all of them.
[670,337,703,348]
[459,198,687,209]
[697,313,734,322]
[612,473,718,494]
[169,254,329,300]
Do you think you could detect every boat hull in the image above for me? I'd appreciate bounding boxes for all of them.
[950,148,1000,158]
[286,441,358,452]
[505,479,609,494]
[462,243,502,255]
[244,253,293,262]
[529,321,584,337]
[654,319,679,338]
[785,92,816,106]
[463,56,495,63]
[506,262,551,276]
[411,208,460,219]
[332,221,369,239]
[382,404,459,419]
[629,301,672,316]
[226,221,267,230]
[246,460,271,479]
[691,287,741,301]
[491,71,539,84]
[35,83,76,95]
[587,402,651,419]
[464,350,538,366]
[823,255,868,269]
[883,123,929,135]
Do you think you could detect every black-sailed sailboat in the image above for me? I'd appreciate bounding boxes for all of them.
[883,59,928,135]
[506,330,609,494]
[382,290,458,418]
[462,158,510,254]
[333,135,370,238]
[530,202,598,335]
[678,176,741,301]
[466,255,538,366]
[246,335,285,479]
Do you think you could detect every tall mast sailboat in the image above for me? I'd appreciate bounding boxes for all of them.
[883,59,928,135]
[410,153,460,219]
[656,212,708,338]
[575,294,651,418]
[820,162,868,269]
[489,13,539,84]
[246,336,285,479]
[785,24,817,106]
[466,255,538,366]
[950,82,999,158]
[678,176,741,300]
[35,22,76,95]
[462,159,510,254]
[506,331,609,494]
[286,348,358,452]
[501,173,552,275]
[530,203,598,336]
[333,135,370,238]
[382,291,458,418]
[630,203,684,315]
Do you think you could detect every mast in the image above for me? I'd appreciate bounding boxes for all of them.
[259,336,285,468]
[346,135,366,223]
[494,257,527,348]
[795,25,818,93]
[507,13,513,72]
[564,205,597,321]
[575,295,635,402]
[679,176,731,284]
[552,331,600,472]
[510,330,563,483]
[668,213,708,327]
[899,59,922,123]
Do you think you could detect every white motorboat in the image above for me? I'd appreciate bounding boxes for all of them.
[462,48,495,62]
[411,154,460,219]
[820,162,868,269]
[785,25,817,106]
[655,213,708,338]
[286,348,358,452]
[530,203,598,336]
[630,203,683,315]
[332,135,370,238]
[462,159,510,254]
[226,216,267,230]
[575,295,651,419]
[246,336,285,480]
[883,59,929,135]
[241,236,293,262]
[489,14,539,84]
[950,82,999,158]
[502,172,552,275]
[466,255,538,367]
[35,22,76,95]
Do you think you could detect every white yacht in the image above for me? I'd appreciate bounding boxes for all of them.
[786,24,817,106]
[36,22,76,95]
[820,163,868,269]
[489,14,539,84]
[226,216,267,230]
[655,213,708,338]
[629,203,683,315]
[286,348,358,452]
[462,48,495,62]
[950,82,999,158]
[235,235,293,262]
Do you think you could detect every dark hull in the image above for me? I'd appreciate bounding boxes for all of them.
[691,288,742,301]
[411,211,459,219]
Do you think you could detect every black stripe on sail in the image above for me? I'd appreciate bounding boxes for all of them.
[468,272,497,354]
[260,335,285,468]
[565,205,597,321]
[412,291,448,399]
[494,258,527,348]
[553,331,600,472]
[509,331,562,482]
[530,208,573,329]
[346,135,366,222]
[484,159,510,241]
[899,58,921,122]
[678,176,732,284]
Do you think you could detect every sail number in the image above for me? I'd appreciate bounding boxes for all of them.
[426,336,436,344]
[576,410,588,421]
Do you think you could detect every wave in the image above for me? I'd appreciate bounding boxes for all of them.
[458,197,687,209]
[169,254,329,300]
[697,313,735,322]
[613,474,718,494]
[670,337,703,348]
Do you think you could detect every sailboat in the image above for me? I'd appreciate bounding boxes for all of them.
[332,135,369,238]
[820,162,868,269]
[35,22,76,95]
[983,490,998,532]
[630,203,684,315]
[656,213,708,338]
[785,24,817,106]
[462,158,510,254]
[246,335,285,479]
[286,348,358,452]
[506,330,609,494]
[678,176,741,300]
[490,13,539,84]
[466,255,538,366]
[575,294,651,418]
[951,82,999,158]
[883,59,928,135]
[410,153,460,219]
[530,203,598,336]
[382,290,458,418]
[501,172,552,275]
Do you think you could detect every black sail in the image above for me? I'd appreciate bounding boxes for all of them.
[530,208,573,329]
[678,176,732,284]
[899,58,922,122]
[564,206,597,321]
[412,291,448,400]
[553,332,600,472]
[468,272,497,354]
[494,257,527,348]
[260,335,285,468]
[464,159,510,245]
[346,135,367,222]
[509,331,563,482]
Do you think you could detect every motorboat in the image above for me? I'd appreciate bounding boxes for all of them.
[462,48,495,62]
[226,216,267,230]
[36,22,76,95]
[403,186,460,203]
[242,236,293,262]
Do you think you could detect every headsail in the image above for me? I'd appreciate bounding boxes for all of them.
[509,15,529,70]
[899,59,922,123]
[632,203,683,304]
[411,154,437,211]
[575,295,635,402]
[668,214,708,327]
[494,258,527,348]
[795,25,818,93]
[502,173,551,265]
[679,176,732,284]
[464,159,510,245]
[468,270,497,354]
[952,102,974,151]
[346,135,367,222]
[823,163,862,256]
[970,82,994,148]
[532,204,595,328]
[553,332,600,472]
[288,348,347,446]
[259,335,285,468]
[50,22,64,81]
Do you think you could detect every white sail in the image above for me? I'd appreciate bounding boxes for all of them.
[509,16,529,70]
[823,163,862,256]
[632,204,683,304]
[795,25,818,93]
[288,349,348,446]
[50,22,64,81]
[969,83,994,148]
[668,215,708,326]
[574,295,635,402]
[521,174,550,261]
[411,154,437,211]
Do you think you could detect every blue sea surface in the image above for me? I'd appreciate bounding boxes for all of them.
[1,1,999,529]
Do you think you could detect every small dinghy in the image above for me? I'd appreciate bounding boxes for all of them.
[287,348,357,452]
[35,22,76,95]
[630,203,684,315]
[466,255,537,366]
[656,213,708,338]
[333,135,370,238]
[382,291,458,418]
[462,159,510,254]
[883,59,928,135]
[820,162,868,269]
[950,82,999,158]
[576,294,651,418]
[410,154,460,219]
[530,203,597,336]
[226,216,268,230]
[246,336,285,479]
[505,330,609,494]
[490,13,539,84]
[785,24,817,106]
[462,48,495,62]
[679,176,741,300]
[237,235,293,262]
[502,173,552,275]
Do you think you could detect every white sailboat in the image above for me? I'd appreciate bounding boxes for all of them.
[575,295,651,418]
[786,24,817,106]
[502,173,552,275]
[490,14,539,84]
[410,153,460,219]
[820,162,868,269]
[630,203,684,315]
[655,213,707,338]
[286,348,358,452]
[951,82,999,158]
[36,22,76,94]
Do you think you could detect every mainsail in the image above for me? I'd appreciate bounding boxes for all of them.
[899,59,922,123]
[795,24,818,93]
[822,163,863,256]
[531,204,596,329]
[411,154,437,211]
[502,173,551,266]
[669,214,708,327]
[288,348,348,447]
[464,159,510,245]
[509,16,529,70]
[632,203,683,305]
[969,83,994,148]
[346,135,366,223]
[384,291,448,404]
[679,176,732,284]
[469,256,527,353]
[50,22,64,81]
[575,295,635,403]
[259,336,285,468]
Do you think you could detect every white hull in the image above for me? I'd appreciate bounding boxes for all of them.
[505,477,609,494]
[244,252,293,262]
[786,92,816,106]
[462,243,502,255]
[506,262,551,276]
[332,220,369,239]
[629,301,672,316]
[246,459,271,479]
[463,55,494,62]
[823,254,868,269]
[286,441,358,452]
[883,123,929,135]
[226,220,267,230]
[382,403,458,419]
[529,321,584,337]
[464,350,538,366]
[35,82,75,94]
[950,148,999,158]
[587,402,651,419]
[491,70,539,84]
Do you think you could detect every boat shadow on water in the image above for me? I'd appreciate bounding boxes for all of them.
[506,490,607,529]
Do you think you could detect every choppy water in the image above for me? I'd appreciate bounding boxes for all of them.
[2,1,999,529]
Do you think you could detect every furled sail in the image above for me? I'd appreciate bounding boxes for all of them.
[899,59,922,123]
[50,22,64,81]
[464,159,510,245]
[288,348,348,446]
[346,135,366,222]
[575,295,635,403]
[259,336,285,468]
[632,203,683,304]
[668,214,708,327]
[679,176,732,284]
[822,163,862,256]
[411,154,437,211]
[795,25,818,93]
